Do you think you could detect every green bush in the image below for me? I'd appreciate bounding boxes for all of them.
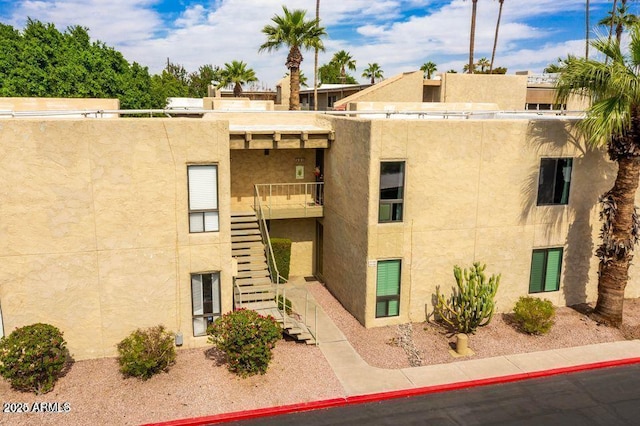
[276,294,293,315]
[116,325,176,380]
[0,323,70,394]
[270,238,292,280]
[513,297,556,335]
[207,309,281,377]
[434,262,500,334]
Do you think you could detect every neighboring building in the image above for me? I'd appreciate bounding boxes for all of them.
[0,73,637,360]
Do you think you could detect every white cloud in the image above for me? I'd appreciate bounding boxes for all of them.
[0,0,620,86]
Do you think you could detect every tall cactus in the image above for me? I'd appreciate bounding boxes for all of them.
[435,262,500,334]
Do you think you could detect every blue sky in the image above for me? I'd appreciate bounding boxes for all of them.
[0,1,626,88]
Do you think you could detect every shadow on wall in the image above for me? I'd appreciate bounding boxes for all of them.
[520,121,611,305]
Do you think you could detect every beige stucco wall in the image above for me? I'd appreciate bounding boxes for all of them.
[230,149,320,211]
[441,74,528,110]
[0,118,231,360]
[321,117,372,323]
[269,218,316,277]
[0,97,120,118]
[325,115,636,328]
[334,71,424,110]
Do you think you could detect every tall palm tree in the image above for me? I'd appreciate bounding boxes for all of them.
[260,6,326,110]
[466,0,479,74]
[490,0,505,73]
[477,57,490,73]
[313,0,320,111]
[555,23,640,327]
[362,63,384,84]
[331,50,356,84]
[217,60,257,97]
[586,0,590,59]
[599,2,639,43]
[420,61,438,79]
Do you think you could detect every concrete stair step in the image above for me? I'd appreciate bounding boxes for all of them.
[235,276,272,286]
[231,229,261,237]
[237,270,269,279]
[237,284,273,293]
[230,215,258,223]
[232,241,264,250]
[240,301,278,310]
[235,255,267,264]
[231,235,263,243]
[235,292,275,303]
[237,262,269,271]
[230,222,259,230]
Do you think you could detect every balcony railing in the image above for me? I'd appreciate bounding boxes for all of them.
[254,183,324,219]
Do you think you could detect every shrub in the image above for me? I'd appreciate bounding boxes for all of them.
[434,262,501,334]
[117,325,176,380]
[513,297,556,335]
[276,294,293,315]
[270,238,292,280]
[207,309,281,377]
[0,323,70,394]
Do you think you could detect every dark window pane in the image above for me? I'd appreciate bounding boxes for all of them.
[537,159,557,204]
[202,273,213,315]
[380,162,404,200]
[537,158,572,205]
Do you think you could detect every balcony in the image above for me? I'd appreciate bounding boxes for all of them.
[254,183,324,220]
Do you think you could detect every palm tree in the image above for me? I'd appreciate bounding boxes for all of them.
[477,57,490,73]
[490,0,505,73]
[331,50,356,84]
[217,60,257,97]
[313,0,320,111]
[285,70,309,87]
[599,2,638,43]
[555,23,640,327]
[362,63,384,84]
[420,61,438,79]
[586,0,590,59]
[260,6,326,110]
[466,0,479,74]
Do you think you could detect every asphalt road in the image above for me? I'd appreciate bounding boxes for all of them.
[226,364,640,426]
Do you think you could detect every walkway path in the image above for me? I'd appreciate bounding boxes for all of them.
[283,277,640,396]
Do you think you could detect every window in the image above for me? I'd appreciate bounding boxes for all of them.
[191,272,221,336]
[188,165,219,232]
[529,248,563,293]
[537,158,573,205]
[379,161,405,222]
[376,260,401,318]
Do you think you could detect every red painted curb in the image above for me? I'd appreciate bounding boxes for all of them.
[144,356,640,426]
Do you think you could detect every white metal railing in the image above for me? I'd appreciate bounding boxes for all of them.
[252,184,319,344]
[254,182,324,218]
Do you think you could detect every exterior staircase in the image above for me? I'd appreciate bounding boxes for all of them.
[231,212,316,344]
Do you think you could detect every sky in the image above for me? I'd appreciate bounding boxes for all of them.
[0,0,628,89]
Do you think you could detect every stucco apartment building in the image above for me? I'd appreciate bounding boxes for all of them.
[0,74,636,360]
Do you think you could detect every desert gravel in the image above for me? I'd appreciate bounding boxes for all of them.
[1,281,639,425]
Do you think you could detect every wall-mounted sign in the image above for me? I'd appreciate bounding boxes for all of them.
[295,165,304,179]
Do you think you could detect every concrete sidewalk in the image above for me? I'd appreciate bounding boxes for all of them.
[283,277,640,397]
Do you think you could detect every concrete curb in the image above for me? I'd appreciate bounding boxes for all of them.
[143,356,640,426]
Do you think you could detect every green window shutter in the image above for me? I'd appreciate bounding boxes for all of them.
[529,251,546,293]
[376,301,387,318]
[377,260,400,297]
[379,203,391,222]
[388,300,399,316]
[544,248,563,291]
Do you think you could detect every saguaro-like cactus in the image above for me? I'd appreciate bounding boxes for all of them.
[435,262,500,334]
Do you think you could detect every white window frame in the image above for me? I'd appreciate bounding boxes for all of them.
[188,164,219,233]
[191,272,221,337]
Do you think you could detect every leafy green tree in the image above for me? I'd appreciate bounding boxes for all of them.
[420,61,438,79]
[556,23,640,326]
[188,64,222,98]
[0,19,153,109]
[260,6,326,110]
[318,62,357,84]
[150,69,189,108]
[218,60,258,97]
[362,63,384,84]
[331,50,356,83]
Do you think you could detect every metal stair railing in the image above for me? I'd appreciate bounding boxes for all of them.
[253,184,319,345]
[255,182,324,218]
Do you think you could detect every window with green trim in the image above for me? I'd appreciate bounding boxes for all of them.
[537,158,573,205]
[376,260,401,318]
[529,248,563,293]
